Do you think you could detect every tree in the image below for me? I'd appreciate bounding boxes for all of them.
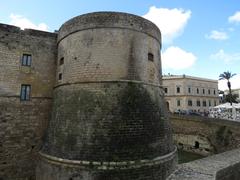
[219,71,236,105]
[224,94,238,104]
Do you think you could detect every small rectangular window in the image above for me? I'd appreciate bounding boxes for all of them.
[177,87,180,93]
[164,88,168,94]
[209,100,211,106]
[59,57,64,65]
[58,73,62,80]
[208,89,211,95]
[188,100,192,106]
[214,90,216,95]
[188,87,191,93]
[203,101,207,107]
[177,100,181,106]
[20,84,31,101]
[148,53,154,61]
[197,100,201,107]
[197,88,199,94]
[203,89,205,94]
[21,54,32,66]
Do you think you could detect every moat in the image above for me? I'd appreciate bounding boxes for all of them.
[178,150,204,164]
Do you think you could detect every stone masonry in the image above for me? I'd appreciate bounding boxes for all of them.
[0,24,57,180]
[37,12,177,180]
[168,148,240,180]
[0,12,177,180]
[1,11,240,180]
[170,114,240,156]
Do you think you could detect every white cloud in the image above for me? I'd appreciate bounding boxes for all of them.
[228,11,240,24]
[218,74,240,91]
[162,46,197,70]
[9,14,48,31]
[205,30,228,40]
[143,6,191,43]
[210,49,240,63]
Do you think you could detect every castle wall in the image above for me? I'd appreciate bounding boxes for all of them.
[37,12,176,180]
[0,24,57,180]
[1,12,240,180]
[170,114,240,155]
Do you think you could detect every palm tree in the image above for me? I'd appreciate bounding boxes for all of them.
[219,71,236,105]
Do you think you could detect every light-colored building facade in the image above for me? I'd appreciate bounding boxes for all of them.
[162,75,219,113]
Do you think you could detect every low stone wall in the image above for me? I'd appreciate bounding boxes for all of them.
[167,148,240,180]
[170,114,240,155]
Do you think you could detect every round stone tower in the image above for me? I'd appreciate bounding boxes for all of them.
[37,12,177,180]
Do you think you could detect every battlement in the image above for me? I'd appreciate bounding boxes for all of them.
[58,11,161,43]
[0,23,57,38]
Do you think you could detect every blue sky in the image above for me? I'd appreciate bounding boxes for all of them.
[1,0,240,90]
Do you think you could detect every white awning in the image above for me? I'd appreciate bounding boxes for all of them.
[214,103,240,109]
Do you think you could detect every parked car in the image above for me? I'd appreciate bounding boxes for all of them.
[173,109,187,115]
[188,111,202,116]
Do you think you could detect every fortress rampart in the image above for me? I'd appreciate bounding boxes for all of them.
[36,12,176,180]
[2,11,239,180]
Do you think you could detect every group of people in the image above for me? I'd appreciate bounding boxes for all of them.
[208,103,240,121]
